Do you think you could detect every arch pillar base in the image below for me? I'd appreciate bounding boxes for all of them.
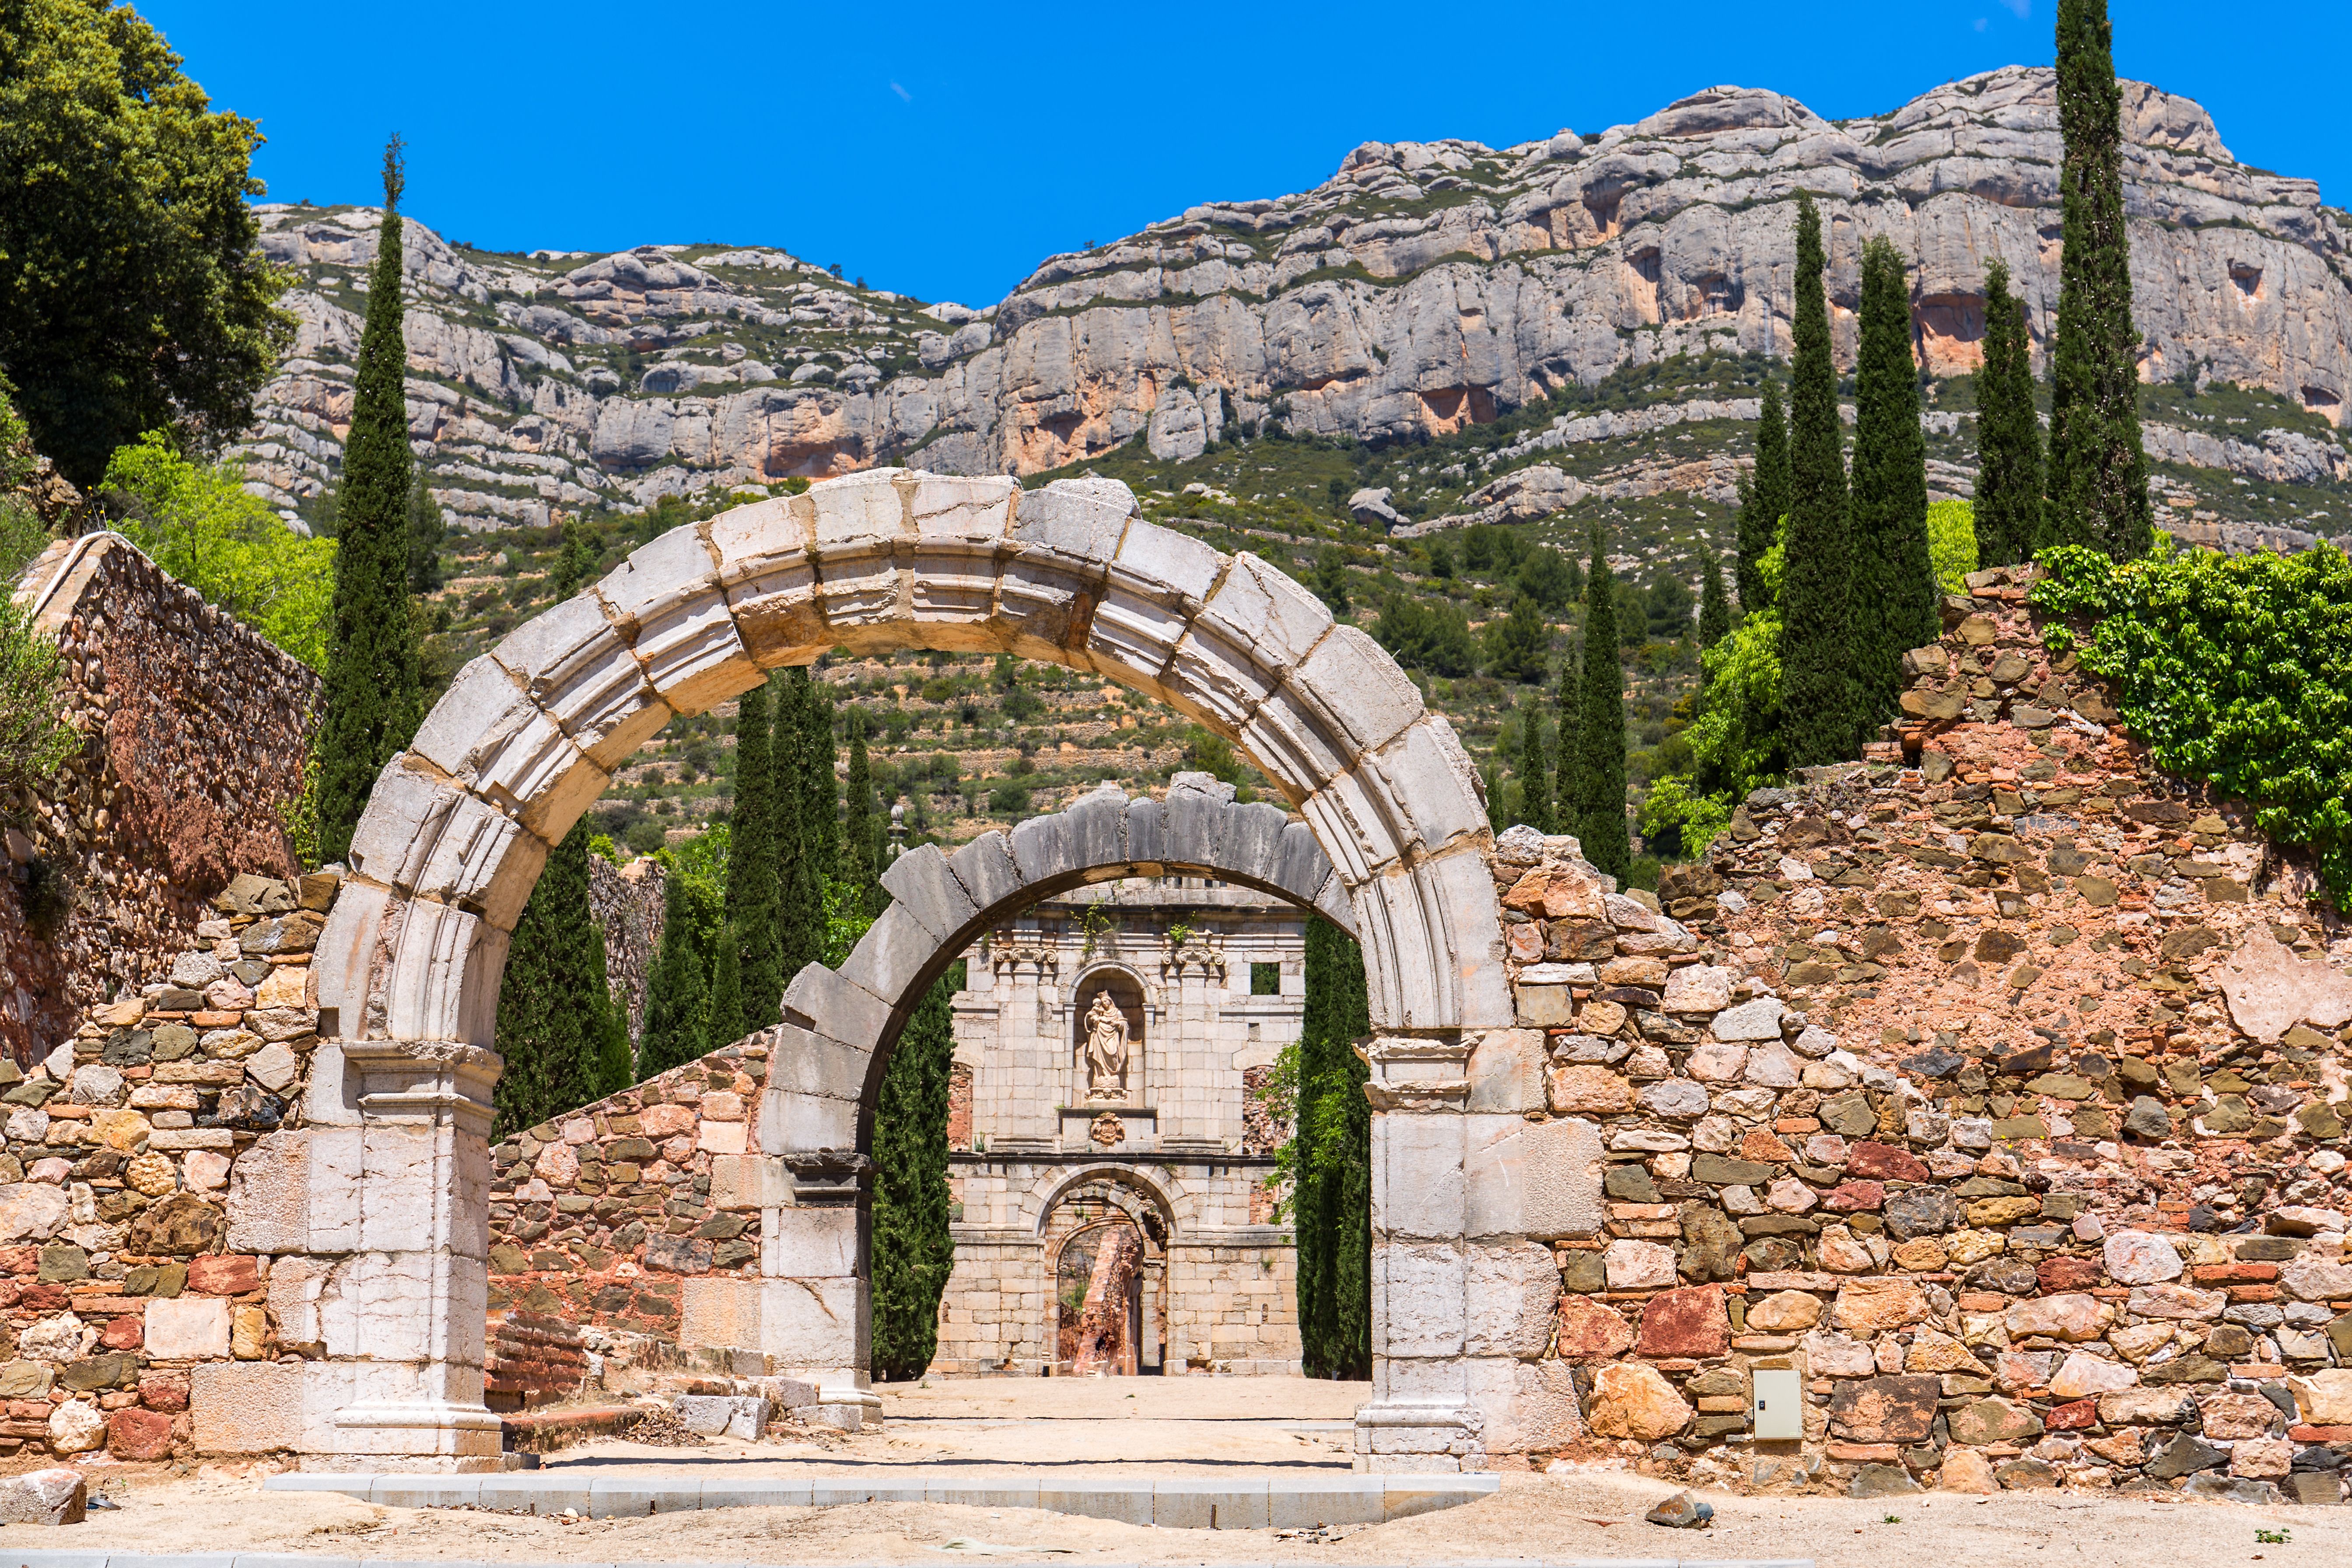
[1351,1399,1484,1473]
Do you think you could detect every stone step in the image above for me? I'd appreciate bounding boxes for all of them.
[261,1468,1500,1529]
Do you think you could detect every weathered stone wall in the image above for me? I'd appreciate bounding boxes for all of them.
[4,537,318,1068]
[0,871,329,1466]
[1469,564,2352,1502]
[486,1040,769,1348]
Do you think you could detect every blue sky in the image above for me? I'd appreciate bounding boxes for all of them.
[144,0,2348,308]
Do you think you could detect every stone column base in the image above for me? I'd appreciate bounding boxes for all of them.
[808,1382,885,1433]
[1351,1399,1483,1474]
[321,1398,509,1471]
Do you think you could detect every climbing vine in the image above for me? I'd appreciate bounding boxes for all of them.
[2031,540,2352,908]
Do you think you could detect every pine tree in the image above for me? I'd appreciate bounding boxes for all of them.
[1515,708,1552,832]
[1569,523,1630,880]
[491,819,598,1138]
[1697,542,1732,655]
[2046,0,2154,561]
[1974,259,2046,567]
[1293,917,1370,1379]
[1736,378,1790,614]
[841,708,878,907]
[1777,192,1857,768]
[1848,236,1938,732]
[728,677,782,1030]
[871,962,962,1379]
[314,138,422,864]
[637,870,710,1079]
[775,669,823,989]
[406,471,445,596]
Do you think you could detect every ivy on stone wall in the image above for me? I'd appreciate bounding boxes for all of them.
[2033,540,2352,907]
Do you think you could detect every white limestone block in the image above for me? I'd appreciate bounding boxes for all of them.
[146,1295,231,1359]
[1295,624,1424,757]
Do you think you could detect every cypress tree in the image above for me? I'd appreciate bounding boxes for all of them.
[1736,378,1790,614]
[1569,523,1630,881]
[314,138,422,864]
[707,927,745,1049]
[490,819,598,1138]
[1515,708,1552,833]
[406,471,445,596]
[1848,236,1938,731]
[1481,760,1505,837]
[775,670,823,990]
[728,677,782,1030]
[552,516,597,600]
[841,708,877,904]
[1554,645,1582,830]
[1974,259,2046,567]
[1293,917,1370,1379]
[588,922,634,1098]
[871,962,962,1379]
[1697,542,1732,654]
[804,675,840,872]
[637,870,710,1079]
[1777,192,1857,768]
[2046,0,2154,561]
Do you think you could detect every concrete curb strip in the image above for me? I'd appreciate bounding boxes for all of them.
[260,1470,1503,1527]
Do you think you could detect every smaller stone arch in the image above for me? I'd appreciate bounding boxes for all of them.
[1029,1160,1184,1241]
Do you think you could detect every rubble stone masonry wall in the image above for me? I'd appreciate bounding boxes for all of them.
[4,537,318,1067]
[1478,563,2352,1501]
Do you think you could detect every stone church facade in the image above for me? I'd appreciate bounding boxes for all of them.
[932,876,1306,1376]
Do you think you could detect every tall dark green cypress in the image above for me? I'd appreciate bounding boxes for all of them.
[552,516,597,599]
[871,962,962,1379]
[1975,261,2046,567]
[637,870,710,1079]
[1515,707,1552,833]
[1777,192,1856,768]
[1848,236,1938,731]
[314,138,422,863]
[775,670,822,989]
[1736,378,1790,614]
[804,675,840,872]
[491,819,599,1138]
[707,929,745,1049]
[1698,542,1732,654]
[1554,646,1582,825]
[588,921,634,1098]
[406,472,445,596]
[2046,0,2154,561]
[841,708,877,905]
[1293,917,1369,1380]
[728,678,782,1030]
[1481,760,1506,837]
[1570,523,1629,880]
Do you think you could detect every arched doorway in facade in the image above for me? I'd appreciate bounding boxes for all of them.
[1043,1166,1173,1377]
[262,468,1531,1474]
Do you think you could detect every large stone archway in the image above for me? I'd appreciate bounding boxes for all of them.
[280,469,1519,1471]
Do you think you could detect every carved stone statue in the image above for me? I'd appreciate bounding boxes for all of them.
[1082,991,1131,1101]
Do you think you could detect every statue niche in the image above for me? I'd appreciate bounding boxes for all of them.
[1075,978,1141,1104]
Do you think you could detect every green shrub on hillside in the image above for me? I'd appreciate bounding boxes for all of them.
[2033,540,2352,908]
[1928,500,1979,594]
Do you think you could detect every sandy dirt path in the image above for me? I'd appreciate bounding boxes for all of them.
[1,1377,2341,1567]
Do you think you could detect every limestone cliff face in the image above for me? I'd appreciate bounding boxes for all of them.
[228,67,2351,529]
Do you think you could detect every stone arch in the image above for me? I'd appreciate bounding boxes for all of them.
[1029,1160,1183,1242]
[292,468,1512,1469]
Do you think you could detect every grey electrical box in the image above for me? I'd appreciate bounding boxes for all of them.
[1751,1367,1802,1441]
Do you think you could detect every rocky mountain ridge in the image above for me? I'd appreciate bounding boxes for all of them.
[227,66,2351,548]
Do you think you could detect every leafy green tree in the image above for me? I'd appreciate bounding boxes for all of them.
[1928,500,1981,594]
[728,676,782,1031]
[1481,759,1505,836]
[1370,592,1477,677]
[0,0,292,488]
[2046,0,2154,561]
[313,140,421,865]
[1777,193,1856,769]
[1848,236,1937,730]
[1644,573,1695,643]
[406,472,446,595]
[99,433,334,668]
[0,586,74,808]
[550,515,597,599]
[1292,917,1369,1379]
[637,861,712,1079]
[1515,707,1553,833]
[1482,592,1552,684]
[1515,546,1579,613]
[871,962,962,1379]
[491,820,601,1137]
[1974,259,2045,567]
[1698,542,1732,654]
[1569,523,1630,879]
[1736,378,1789,614]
